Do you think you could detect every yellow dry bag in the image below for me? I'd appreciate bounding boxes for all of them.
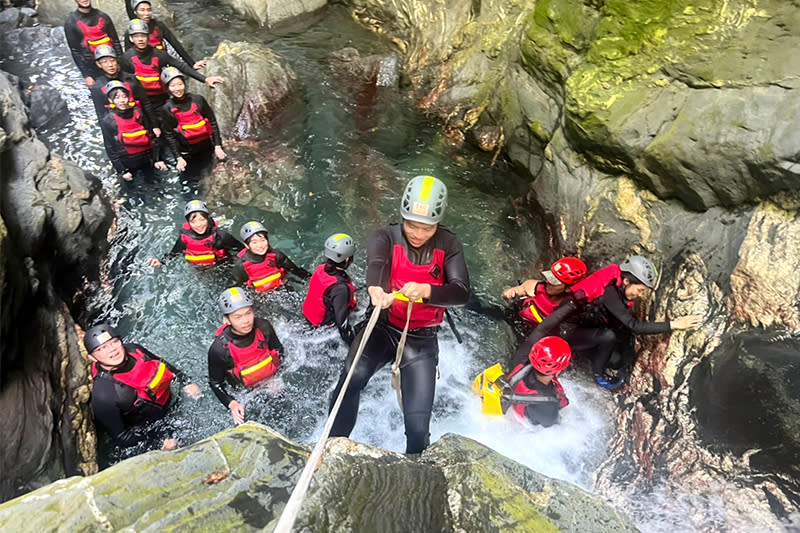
[472,363,507,416]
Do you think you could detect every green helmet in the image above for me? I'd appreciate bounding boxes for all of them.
[240,221,267,243]
[401,175,447,225]
[161,66,184,86]
[218,287,253,315]
[84,323,121,353]
[184,199,209,219]
[324,233,355,262]
[94,44,117,61]
[104,80,129,99]
[620,255,658,289]
[128,18,149,35]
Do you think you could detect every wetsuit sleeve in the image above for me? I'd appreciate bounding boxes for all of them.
[159,22,197,66]
[274,249,311,280]
[426,233,470,307]
[196,95,223,147]
[156,49,206,84]
[257,318,284,357]
[365,228,393,289]
[99,115,127,174]
[215,229,244,255]
[208,339,237,407]
[510,300,577,368]
[326,283,355,345]
[64,15,94,78]
[232,256,248,285]
[101,14,123,58]
[601,287,672,335]
[91,380,140,447]
[158,104,180,158]
[154,235,185,265]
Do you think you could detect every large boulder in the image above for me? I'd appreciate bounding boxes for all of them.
[220,0,326,28]
[0,423,638,532]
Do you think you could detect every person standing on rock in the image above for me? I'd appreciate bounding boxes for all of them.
[121,18,222,109]
[64,0,123,88]
[208,288,284,425]
[328,175,470,455]
[158,66,226,184]
[512,255,703,391]
[302,233,358,345]
[123,0,207,71]
[233,221,311,293]
[147,199,243,268]
[84,323,202,450]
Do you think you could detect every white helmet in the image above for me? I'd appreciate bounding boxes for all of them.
[324,233,355,262]
[620,255,658,289]
[400,175,447,225]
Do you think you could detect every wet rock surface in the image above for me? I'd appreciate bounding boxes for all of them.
[220,0,326,28]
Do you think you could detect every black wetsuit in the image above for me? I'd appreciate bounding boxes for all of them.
[233,247,312,286]
[512,368,562,427]
[99,105,162,181]
[120,45,207,108]
[156,223,243,265]
[91,71,156,124]
[328,223,470,454]
[64,8,123,80]
[158,93,223,182]
[91,343,186,447]
[207,318,284,408]
[315,262,356,345]
[123,18,199,67]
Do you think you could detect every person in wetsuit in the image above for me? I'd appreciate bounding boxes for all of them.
[302,233,358,345]
[514,255,702,391]
[124,0,207,70]
[147,199,243,268]
[90,44,157,126]
[64,0,122,88]
[84,323,201,450]
[208,288,284,425]
[328,175,470,454]
[232,221,311,292]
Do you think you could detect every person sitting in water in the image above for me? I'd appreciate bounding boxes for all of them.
[208,288,284,425]
[514,255,702,391]
[233,221,311,292]
[147,199,243,268]
[84,323,201,450]
[502,256,587,337]
[504,336,572,427]
[124,0,207,70]
[302,233,358,345]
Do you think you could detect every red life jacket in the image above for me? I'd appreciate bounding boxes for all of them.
[77,17,111,52]
[131,54,164,96]
[302,264,356,326]
[111,108,152,155]
[216,325,279,387]
[569,264,622,306]
[149,24,164,50]
[518,281,562,324]
[507,363,568,418]
[238,249,284,292]
[91,348,174,407]
[101,80,141,108]
[388,244,446,329]
[170,101,213,145]
[180,221,226,265]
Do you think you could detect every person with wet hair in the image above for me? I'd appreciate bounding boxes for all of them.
[147,199,243,268]
[124,0,207,70]
[64,0,123,88]
[233,221,311,292]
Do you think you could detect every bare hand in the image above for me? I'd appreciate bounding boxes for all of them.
[399,282,430,302]
[671,315,703,330]
[193,60,207,69]
[228,400,245,425]
[368,286,394,309]
[153,127,162,137]
[214,145,226,161]
[154,161,167,171]
[147,257,163,268]
[85,76,95,88]
[501,286,519,299]
[183,383,202,399]
[162,438,178,450]
[176,157,187,171]
[205,76,224,87]
[122,172,133,181]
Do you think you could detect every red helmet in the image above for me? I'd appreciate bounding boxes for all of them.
[529,336,572,375]
[550,257,587,285]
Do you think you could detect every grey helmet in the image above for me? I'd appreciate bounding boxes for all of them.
[324,233,355,262]
[161,66,185,86]
[84,323,121,353]
[128,18,149,35]
[240,221,268,243]
[131,0,152,11]
[94,44,117,61]
[184,199,209,219]
[620,255,658,289]
[400,175,447,225]
[104,80,129,99]
[218,287,253,315]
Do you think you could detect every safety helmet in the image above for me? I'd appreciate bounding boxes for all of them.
[218,287,253,315]
[184,199,209,219]
[94,44,117,61]
[529,336,572,376]
[240,221,268,243]
[400,175,447,225]
[83,323,121,353]
[550,257,587,286]
[104,80,129,99]
[620,255,658,289]
[324,233,355,262]
[131,0,151,11]
[161,66,185,86]
[128,18,149,35]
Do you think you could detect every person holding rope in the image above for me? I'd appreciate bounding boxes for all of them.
[328,175,470,454]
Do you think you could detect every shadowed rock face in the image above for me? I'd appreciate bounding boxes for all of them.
[0,70,113,502]
[0,424,638,532]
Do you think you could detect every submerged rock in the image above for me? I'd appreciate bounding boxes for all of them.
[0,423,638,532]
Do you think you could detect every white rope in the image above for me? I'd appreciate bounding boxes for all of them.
[391,301,413,409]
[273,303,383,533]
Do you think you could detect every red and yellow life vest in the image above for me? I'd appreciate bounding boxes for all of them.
[149,25,164,50]
[569,264,622,306]
[180,221,226,265]
[518,281,562,324]
[77,17,111,52]
[170,101,213,145]
[111,108,152,155]
[388,244,445,329]
[302,264,356,326]
[216,325,279,387]
[131,54,164,96]
[92,348,174,407]
[238,249,284,292]
[507,363,568,418]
